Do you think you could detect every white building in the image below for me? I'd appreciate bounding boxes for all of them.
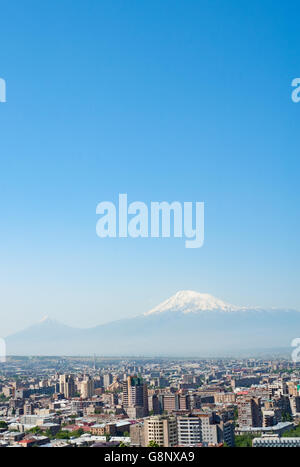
[177,417,201,446]
[253,435,300,447]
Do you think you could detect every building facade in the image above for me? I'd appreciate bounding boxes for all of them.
[144,415,177,447]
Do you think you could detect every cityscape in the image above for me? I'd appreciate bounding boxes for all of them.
[1,355,300,448]
[1,0,299,457]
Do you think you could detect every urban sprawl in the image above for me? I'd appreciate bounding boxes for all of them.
[0,357,300,448]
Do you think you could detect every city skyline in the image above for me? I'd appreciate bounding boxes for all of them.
[1,355,300,448]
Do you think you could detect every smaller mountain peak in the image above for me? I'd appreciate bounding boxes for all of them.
[40,315,50,322]
[39,315,57,325]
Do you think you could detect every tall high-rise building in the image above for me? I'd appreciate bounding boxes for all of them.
[122,376,148,418]
[59,374,75,398]
[148,394,161,415]
[237,396,262,428]
[103,373,113,389]
[144,415,177,447]
[81,376,94,399]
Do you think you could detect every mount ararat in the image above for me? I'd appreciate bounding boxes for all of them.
[5,291,300,356]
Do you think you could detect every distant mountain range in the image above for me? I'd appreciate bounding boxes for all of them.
[5,291,300,356]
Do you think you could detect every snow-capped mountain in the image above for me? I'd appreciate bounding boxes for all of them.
[5,291,300,356]
[145,290,243,315]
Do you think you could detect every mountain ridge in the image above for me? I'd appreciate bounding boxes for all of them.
[5,290,300,356]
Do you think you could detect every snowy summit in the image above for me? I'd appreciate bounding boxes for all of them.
[144,290,243,315]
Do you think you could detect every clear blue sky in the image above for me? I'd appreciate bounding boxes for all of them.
[0,0,299,335]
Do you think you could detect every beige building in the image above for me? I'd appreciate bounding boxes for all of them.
[80,376,94,399]
[287,382,299,397]
[144,415,177,447]
[59,374,75,398]
[122,376,148,418]
[214,392,236,404]
[130,422,146,447]
[91,422,116,436]
[162,393,190,413]
[237,396,262,428]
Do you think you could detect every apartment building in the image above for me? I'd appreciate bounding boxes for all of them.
[237,396,262,428]
[144,415,177,447]
[122,376,148,418]
[80,376,94,399]
[177,414,235,447]
[59,374,75,399]
[214,392,236,404]
[177,417,201,446]
[162,393,190,413]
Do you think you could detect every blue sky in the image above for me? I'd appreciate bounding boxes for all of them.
[0,0,299,335]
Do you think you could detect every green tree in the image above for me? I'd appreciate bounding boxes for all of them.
[148,440,160,447]
[234,434,257,447]
[119,441,129,447]
[45,429,54,439]
[27,426,43,435]
[56,430,71,439]
[282,423,300,438]
[281,412,293,422]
